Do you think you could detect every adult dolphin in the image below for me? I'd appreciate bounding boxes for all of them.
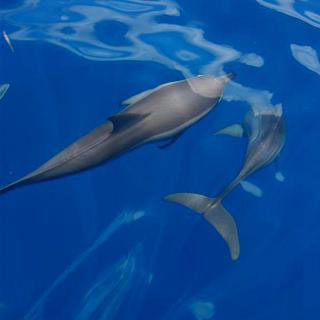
[165,104,285,260]
[0,73,233,194]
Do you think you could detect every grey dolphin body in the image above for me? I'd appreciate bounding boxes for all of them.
[0,74,233,194]
[165,104,285,260]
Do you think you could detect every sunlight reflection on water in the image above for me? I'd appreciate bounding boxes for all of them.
[291,44,320,74]
[257,0,320,29]
[2,0,282,115]
[3,0,241,77]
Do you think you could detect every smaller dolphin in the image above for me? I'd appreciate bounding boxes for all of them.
[165,104,285,260]
[0,73,233,195]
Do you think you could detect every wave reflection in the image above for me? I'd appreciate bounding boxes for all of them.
[2,0,280,117]
[4,0,264,78]
[257,0,320,29]
[291,44,320,74]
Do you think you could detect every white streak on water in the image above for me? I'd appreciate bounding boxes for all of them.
[176,50,199,61]
[0,0,40,14]
[0,84,10,101]
[257,0,320,29]
[305,10,320,23]
[240,53,264,67]
[240,180,263,197]
[133,210,145,220]
[223,81,276,115]
[4,0,261,78]
[189,301,215,320]
[290,44,320,74]
[3,0,281,113]
[275,171,285,182]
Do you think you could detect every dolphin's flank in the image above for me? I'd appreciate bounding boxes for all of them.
[0,73,234,195]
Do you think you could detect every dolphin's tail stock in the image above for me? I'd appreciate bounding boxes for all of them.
[0,176,31,195]
[164,193,240,260]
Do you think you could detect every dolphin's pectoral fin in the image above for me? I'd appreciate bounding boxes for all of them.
[108,113,150,133]
[164,193,240,260]
[158,131,184,149]
[0,83,9,101]
[215,124,246,138]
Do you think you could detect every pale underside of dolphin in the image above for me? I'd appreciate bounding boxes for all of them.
[0,73,234,194]
[165,104,285,260]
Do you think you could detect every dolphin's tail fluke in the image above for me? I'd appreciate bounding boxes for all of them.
[164,193,240,260]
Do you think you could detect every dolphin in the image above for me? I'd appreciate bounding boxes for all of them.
[0,73,233,194]
[165,104,285,260]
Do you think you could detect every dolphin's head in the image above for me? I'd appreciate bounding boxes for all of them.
[187,73,234,99]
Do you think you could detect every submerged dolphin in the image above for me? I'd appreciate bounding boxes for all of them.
[0,74,233,194]
[165,104,285,260]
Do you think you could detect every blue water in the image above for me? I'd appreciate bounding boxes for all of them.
[0,0,319,319]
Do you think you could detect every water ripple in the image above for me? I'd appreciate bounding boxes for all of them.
[257,0,320,29]
[291,43,320,74]
[2,0,279,115]
[4,0,264,78]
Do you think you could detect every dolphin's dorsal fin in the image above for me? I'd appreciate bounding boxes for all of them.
[109,113,150,133]
[122,80,183,106]
[215,124,246,138]
[0,83,9,101]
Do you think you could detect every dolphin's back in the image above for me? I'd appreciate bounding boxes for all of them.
[29,121,116,181]
[129,79,217,117]
[0,121,115,193]
[213,105,285,202]
[125,78,219,141]
[241,108,285,177]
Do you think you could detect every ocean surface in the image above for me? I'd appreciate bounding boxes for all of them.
[0,0,319,319]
